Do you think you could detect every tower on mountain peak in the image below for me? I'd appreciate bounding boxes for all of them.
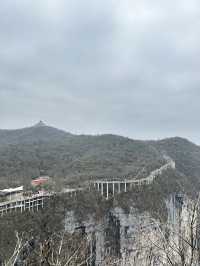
[34,120,47,128]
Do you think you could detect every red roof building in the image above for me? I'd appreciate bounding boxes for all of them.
[31,176,50,187]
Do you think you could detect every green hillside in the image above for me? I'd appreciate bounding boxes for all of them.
[0,123,199,190]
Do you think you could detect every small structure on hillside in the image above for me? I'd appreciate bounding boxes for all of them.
[0,186,24,202]
[33,120,47,128]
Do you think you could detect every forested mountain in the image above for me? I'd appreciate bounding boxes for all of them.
[151,137,200,186]
[0,122,199,189]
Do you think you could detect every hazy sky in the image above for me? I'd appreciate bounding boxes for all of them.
[0,0,200,143]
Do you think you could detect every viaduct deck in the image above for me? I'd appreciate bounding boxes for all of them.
[91,158,175,199]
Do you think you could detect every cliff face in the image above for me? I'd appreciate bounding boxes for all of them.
[0,192,195,265]
[64,193,198,266]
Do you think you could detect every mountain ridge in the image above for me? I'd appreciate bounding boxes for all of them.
[0,123,199,190]
[1,121,197,144]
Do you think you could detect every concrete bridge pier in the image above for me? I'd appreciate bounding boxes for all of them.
[118,183,121,194]
[101,183,104,196]
[106,182,109,200]
[124,182,127,193]
[112,182,115,196]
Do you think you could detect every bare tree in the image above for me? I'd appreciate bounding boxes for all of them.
[3,231,92,266]
[4,232,26,266]
[130,193,200,266]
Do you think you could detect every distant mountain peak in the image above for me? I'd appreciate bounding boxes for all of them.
[33,120,47,128]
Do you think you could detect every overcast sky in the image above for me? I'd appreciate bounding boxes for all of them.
[0,0,200,143]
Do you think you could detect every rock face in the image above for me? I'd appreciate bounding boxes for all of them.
[64,209,159,265]
[64,193,197,265]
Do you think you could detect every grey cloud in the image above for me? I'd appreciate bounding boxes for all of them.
[0,0,200,143]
